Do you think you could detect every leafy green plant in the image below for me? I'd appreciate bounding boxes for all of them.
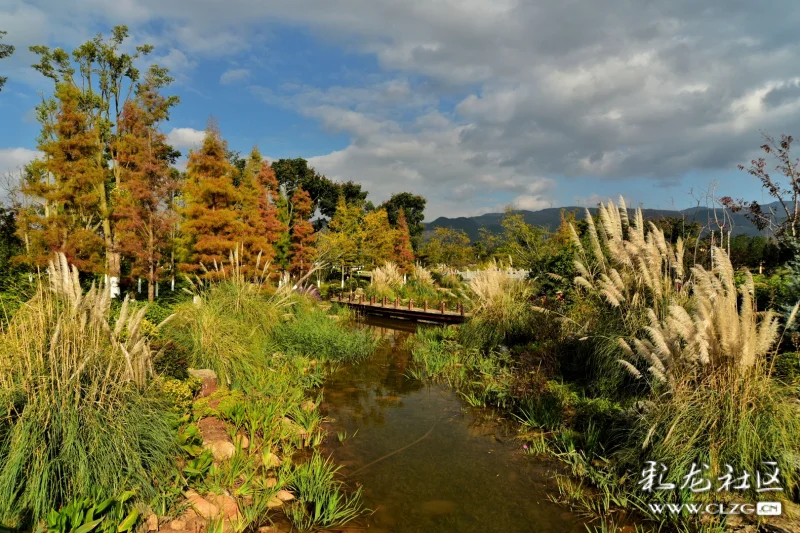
[43,490,139,533]
[286,454,365,531]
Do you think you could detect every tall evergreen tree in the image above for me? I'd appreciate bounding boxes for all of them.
[394,209,415,271]
[114,70,180,300]
[26,26,165,294]
[179,121,244,276]
[289,186,315,277]
[361,208,394,268]
[16,83,106,272]
[239,148,275,269]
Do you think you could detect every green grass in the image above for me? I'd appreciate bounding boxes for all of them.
[271,305,378,363]
[0,257,178,526]
[286,453,365,531]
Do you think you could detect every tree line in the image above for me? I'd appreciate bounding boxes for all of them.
[0,26,427,300]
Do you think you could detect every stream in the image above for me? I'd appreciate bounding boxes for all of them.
[320,317,585,533]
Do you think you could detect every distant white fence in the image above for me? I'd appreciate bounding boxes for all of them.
[458,268,530,281]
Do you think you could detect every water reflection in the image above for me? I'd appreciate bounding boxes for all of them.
[321,318,584,533]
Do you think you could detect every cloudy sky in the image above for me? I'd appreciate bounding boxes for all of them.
[1,0,799,219]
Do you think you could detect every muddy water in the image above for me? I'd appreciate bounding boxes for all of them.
[321,318,584,533]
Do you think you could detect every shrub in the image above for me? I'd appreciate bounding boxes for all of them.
[0,254,177,526]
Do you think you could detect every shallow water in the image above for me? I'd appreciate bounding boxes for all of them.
[320,318,584,533]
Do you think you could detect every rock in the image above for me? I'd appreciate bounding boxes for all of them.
[234,434,249,449]
[275,490,295,502]
[265,476,278,488]
[198,417,229,441]
[267,496,284,508]
[281,417,309,439]
[301,400,316,411]
[203,440,236,461]
[258,527,277,533]
[263,451,282,468]
[206,493,240,519]
[169,520,187,531]
[145,512,159,531]
[188,368,218,398]
[185,490,220,519]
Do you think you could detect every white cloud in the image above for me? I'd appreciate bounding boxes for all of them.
[166,127,206,149]
[0,147,40,203]
[0,147,39,175]
[4,0,800,215]
[220,68,251,85]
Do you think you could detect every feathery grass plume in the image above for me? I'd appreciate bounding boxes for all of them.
[627,246,782,387]
[461,261,534,349]
[412,261,435,288]
[0,253,176,526]
[622,246,800,495]
[371,261,404,296]
[570,199,688,325]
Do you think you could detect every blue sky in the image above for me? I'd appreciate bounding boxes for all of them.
[1,0,799,219]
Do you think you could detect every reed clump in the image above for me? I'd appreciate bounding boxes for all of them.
[0,254,176,525]
[461,262,534,349]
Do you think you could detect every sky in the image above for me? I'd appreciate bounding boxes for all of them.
[0,0,799,220]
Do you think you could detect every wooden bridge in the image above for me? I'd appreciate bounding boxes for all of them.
[331,294,469,324]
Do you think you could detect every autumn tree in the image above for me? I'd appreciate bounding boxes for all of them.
[319,194,363,287]
[381,192,426,250]
[394,209,415,271]
[27,26,163,294]
[16,83,106,272]
[722,133,800,245]
[0,31,14,92]
[179,121,244,275]
[238,148,276,268]
[289,186,315,277]
[113,69,180,300]
[421,227,473,269]
[361,208,394,268]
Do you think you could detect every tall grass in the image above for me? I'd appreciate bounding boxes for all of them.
[461,263,534,349]
[619,246,800,494]
[370,261,403,297]
[161,248,294,386]
[286,453,364,531]
[0,254,177,526]
[271,305,378,363]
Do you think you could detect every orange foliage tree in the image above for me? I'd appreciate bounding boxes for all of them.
[394,209,415,271]
[289,186,315,277]
[114,75,180,300]
[179,121,244,275]
[16,83,106,273]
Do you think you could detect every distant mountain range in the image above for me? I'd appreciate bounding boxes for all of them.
[424,203,784,241]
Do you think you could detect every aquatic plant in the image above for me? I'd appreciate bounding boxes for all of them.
[286,453,365,531]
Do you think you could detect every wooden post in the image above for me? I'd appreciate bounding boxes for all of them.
[440,302,445,314]
[424,300,428,312]
[383,296,387,306]
[394,298,399,309]
[459,303,464,316]
[349,293,353,303]
[409,299,414,310]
